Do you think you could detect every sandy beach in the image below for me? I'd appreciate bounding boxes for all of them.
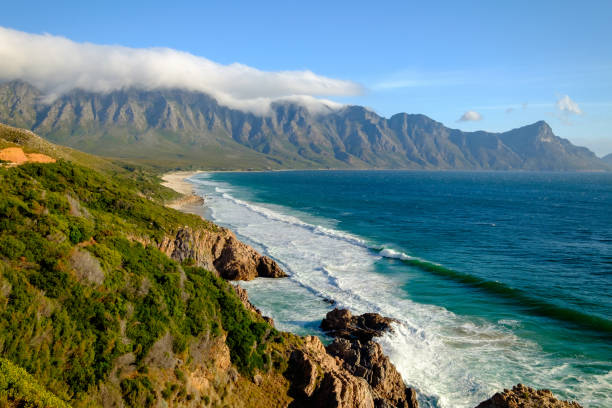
[161,171,202,195]
[161,171,207,213]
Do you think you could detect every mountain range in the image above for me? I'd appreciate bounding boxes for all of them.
[0,80,609,171]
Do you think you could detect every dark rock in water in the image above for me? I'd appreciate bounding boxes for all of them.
[475,384,583,408]
[257,255,287,278]
[327,338,418,408]
[323,297,336,305]
[321,308,398,342]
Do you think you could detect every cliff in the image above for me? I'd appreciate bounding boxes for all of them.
[155,225,287,281]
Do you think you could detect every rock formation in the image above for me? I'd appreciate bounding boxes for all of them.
[321,308,398,342]
[214,235,286,280]
[288,335,376,408]
[155,225,287,281]
[284,308,418,408]
[327,338,418,408]
[475,384,583,408]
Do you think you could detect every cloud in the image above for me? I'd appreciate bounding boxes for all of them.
[0,26,362,114]
[456,110,482,122]
[556,95,582,115]
[555,95,583,125]
[505,107,514,114]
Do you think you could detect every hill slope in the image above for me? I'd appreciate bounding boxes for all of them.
[0,80,607,171]
[0,124,302,407]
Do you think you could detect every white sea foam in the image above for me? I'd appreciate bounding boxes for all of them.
[379,247,415,261]
[187,173,611,408]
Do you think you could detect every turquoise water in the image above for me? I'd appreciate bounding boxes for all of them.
[188,170,612,408]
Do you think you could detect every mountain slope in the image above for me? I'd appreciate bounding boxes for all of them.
[0,80,607,171]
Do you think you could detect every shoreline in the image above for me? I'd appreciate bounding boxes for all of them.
[160,170,589,408]
[161,170,203,195]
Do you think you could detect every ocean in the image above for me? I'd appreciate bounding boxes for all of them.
[187,170,611,408]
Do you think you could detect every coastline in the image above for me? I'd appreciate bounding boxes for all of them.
[160,170,589,408]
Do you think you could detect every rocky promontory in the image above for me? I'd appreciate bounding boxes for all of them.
[286,308,419,408]
[151,225,287,280]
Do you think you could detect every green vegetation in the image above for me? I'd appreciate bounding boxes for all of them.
[0,150,282,406]
[0,357,70,408]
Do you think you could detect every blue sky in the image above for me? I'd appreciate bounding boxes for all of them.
[1,1,611,155]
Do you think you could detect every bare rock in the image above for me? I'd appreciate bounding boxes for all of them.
[475,384,583,408]
[253,373,263,386]
[327,338,418,408]
[156,226,286,281]
[287,336,375,408]
[257,255,287,278]
[313,371,375,408]
[214,236,286,280]
[321,308,397,342]
[66,193,91,218]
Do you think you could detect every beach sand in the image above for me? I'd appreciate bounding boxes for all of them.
[161,171,201,195]
[161,171,207,213]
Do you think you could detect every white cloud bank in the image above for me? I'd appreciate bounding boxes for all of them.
[0,26,362,114]
[457,110,482,122]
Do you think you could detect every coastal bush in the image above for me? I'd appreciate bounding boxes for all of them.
[120,376,156,407]
[0,159,278,405]
[0,357,70,408]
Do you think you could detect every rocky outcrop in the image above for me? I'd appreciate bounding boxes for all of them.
[319,309,417,408]
[475,384,583,408]
[321,308,398,342]
[327,338,418,408]
[155,226,286,281]
[214,235,286,280]
[288,336,375,408]
[287,309,417,408]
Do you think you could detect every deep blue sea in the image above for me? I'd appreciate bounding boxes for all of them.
[188,170,612,408]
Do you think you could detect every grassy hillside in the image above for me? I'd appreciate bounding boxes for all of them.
[0,124,297,407]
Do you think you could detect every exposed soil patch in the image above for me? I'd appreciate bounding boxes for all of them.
[0,147,55,165]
